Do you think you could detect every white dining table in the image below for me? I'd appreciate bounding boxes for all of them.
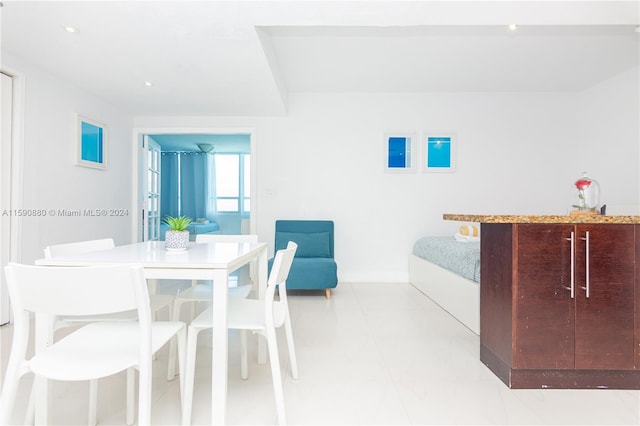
[35,240,268,425]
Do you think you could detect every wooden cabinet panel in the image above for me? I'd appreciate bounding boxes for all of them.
[480,223,514,367]
[574,224,635,369]
[514,224,636,370]
[636,226,640,368]
[480,222,639,388]
[515,224,575,369]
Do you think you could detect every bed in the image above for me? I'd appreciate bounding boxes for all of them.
[160,221,220,241]
[409,236,480,335]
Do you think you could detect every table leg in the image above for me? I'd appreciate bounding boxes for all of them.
[211,270,229,425]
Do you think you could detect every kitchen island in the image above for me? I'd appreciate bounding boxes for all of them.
[444,213,640,389]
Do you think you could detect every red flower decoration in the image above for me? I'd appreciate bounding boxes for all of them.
[575,178,591,190]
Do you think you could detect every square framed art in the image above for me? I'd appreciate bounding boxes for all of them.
[383,132,416,173]
[77,115,107,170]
[422,133,456,172]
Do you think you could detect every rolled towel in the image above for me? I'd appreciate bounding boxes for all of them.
[455,233,480,243]
[459,224,479,237]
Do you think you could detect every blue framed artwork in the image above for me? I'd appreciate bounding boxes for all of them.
[423,133,456,172]
[384,132,416,173]
[77,115,107,169]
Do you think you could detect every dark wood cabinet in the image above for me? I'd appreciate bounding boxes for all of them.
[574,225,636,370]
[480,222,640,389]
[514,224,575,370]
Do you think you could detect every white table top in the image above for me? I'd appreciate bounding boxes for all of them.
[36,240,267,271]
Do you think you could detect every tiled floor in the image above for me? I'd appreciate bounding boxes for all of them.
[1,282,639,425]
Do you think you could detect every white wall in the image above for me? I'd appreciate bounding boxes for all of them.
[6,51,637,280]
[135,69,639,282]
[3,52,134,265]
[575,66,640,210]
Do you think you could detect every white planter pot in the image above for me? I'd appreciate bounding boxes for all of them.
[165,230,189,250]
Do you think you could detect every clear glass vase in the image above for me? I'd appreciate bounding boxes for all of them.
[572,172,600,213]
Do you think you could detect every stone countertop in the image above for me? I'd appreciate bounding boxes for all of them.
[443,214,640,224]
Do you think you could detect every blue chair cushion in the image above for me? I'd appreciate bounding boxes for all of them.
[269,257,338,290]
[275,231,331,258]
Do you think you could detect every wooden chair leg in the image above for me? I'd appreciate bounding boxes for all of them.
[325,288,331,300]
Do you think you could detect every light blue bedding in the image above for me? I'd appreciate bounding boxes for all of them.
[160,222,220,240]
[187,222,220,235]
[412,236,480,283]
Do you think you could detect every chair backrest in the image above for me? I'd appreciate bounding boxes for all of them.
[274,220,334,258]
[44,238,115,259]
[268,242,297,289]
[195,234,258,244]
[4,263,149,318]
[265,241,297,323]
[3,263,154,415]
[263,241,297,329]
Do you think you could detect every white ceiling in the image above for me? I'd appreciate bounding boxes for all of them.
[1,1,639,117]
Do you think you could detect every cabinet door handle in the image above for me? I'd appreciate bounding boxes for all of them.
[584,231,590,298]
[565,231,575,298]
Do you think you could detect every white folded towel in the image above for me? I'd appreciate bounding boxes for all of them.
[454,224,480,242]
[458,224,479,237]
[455,233,480,243]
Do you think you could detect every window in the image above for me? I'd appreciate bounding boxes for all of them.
[214,153,250,213]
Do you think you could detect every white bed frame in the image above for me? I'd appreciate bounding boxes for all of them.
[409,254,480,335]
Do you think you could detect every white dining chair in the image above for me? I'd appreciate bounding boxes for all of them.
[0,263,187,426]
[43,238,176,425]
[181,242,299,426]
[166,233,258,380]
[174,234,259,319]
[44,238,175,325]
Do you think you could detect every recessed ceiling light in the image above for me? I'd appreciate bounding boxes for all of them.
[63,26,79,33]
[508,24,518,31]
[144,81,153,87]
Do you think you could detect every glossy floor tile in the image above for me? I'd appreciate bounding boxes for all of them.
[1,282,639,425]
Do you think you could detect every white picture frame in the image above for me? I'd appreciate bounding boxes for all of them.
[77,115,107,170]
[422,133,456,173]
[383,132,416,173]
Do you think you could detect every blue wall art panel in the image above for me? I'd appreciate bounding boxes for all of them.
[384,133,415,173]
[81,121,103,163]
[423,133,456,172]
[388,137,408,168]
[427,136,451,168]
[77,115,107,169]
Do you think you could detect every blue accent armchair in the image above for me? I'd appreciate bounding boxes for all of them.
[269,220,338,299]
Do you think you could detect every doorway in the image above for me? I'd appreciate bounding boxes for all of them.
[0,72,12,324]
[142,136,161,241]
[133,128,256,242]
[0,70,24,325]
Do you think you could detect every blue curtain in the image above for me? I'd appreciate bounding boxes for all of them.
[161,153,179,218]
[179,152,207,220]
[206,154,217,218]
[161,152,210,221]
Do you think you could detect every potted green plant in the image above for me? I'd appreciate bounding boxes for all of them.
[163,215,192,250]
